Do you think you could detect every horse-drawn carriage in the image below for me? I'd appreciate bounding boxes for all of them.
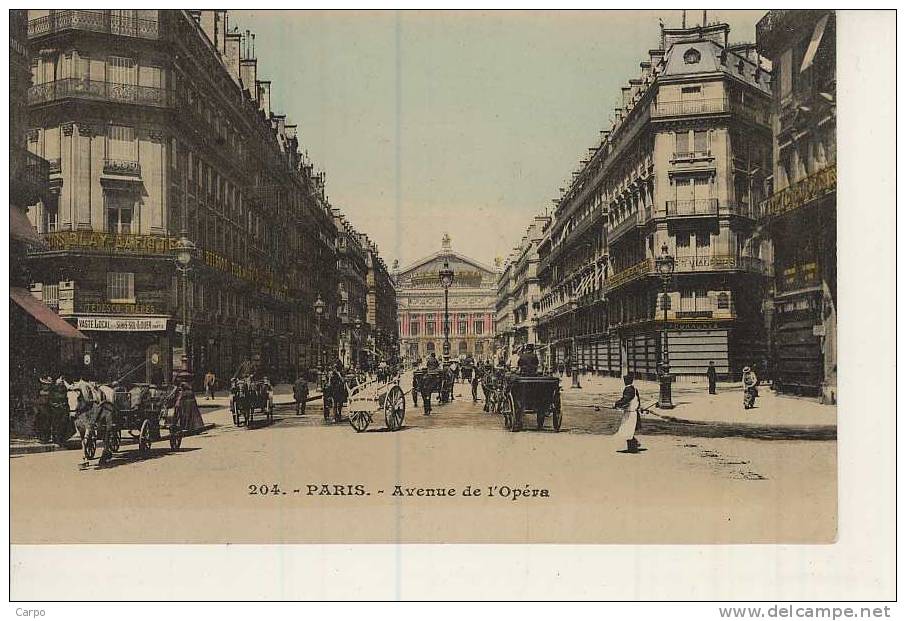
[65,380,189,465]
[229,377,274,427]
[344,376,407,433]
[496,373,562,432]
[411,365,455,415]
[112,383,186,453]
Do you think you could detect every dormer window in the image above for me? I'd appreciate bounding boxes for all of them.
[683,48,701,64]
[737,59,745,74]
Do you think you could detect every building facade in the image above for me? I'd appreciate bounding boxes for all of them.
[396,235,496,363]
[495,215,549,361]
[532,21,774,380]
[333,209,369,368]
[494,260,514,362]
[24,9,342,384]
[756,10,836,401]
[364,238,399,363]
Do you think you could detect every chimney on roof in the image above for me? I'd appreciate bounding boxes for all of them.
[257,80,271,117]
[621,86,631,106]
[224,29,242,84]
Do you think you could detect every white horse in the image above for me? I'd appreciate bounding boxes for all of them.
[64,379,117,466]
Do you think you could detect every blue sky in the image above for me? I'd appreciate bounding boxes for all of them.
[233,10,766,267]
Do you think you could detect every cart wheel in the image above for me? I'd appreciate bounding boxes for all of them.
[384,385,406,431]
[108,428,121,453]
[552,394,562,432]
[499,393,514,430]
[170,428,182,450]
[513,399,524,432]
[138,419,152,455]
[349,411,370,433]
[84,430,97,459]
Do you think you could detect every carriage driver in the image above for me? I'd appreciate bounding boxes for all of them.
[517,343,540,376]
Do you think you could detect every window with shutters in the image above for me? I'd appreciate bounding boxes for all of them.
[105,191,134,234]
[108,56,136,85]
[107,125,136,161]
[107,272,135,303]
[43,283,60,311]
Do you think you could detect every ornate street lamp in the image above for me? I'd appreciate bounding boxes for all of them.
[439,260,454,359]
[173,231,197,374]
[313,294,326,370]
[655,242,676,409]
[354,316,363,369]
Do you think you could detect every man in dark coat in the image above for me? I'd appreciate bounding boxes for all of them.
[426,352,440,370]
[707,361,717,395]
[293,372,309,416]
[517,343,540,376]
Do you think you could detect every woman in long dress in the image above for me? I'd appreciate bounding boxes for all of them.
[614,373,642,453]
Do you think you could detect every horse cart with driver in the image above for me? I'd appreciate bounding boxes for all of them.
[111,383,188,453]
[496,373,562,432]
[230,377,274,427]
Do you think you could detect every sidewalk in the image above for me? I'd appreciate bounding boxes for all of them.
[561,373,837,429]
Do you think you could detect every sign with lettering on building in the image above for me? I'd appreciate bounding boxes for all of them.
[76,316,168,332]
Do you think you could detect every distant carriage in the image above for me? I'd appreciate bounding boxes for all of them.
[412,365,455,415]
[230,377,274,427]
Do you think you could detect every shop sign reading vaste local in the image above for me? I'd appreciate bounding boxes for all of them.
[76,316,168,332]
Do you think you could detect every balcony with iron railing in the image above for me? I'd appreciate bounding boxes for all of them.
[652,97,770,128]
[672,254,767,274]
[761,164,837,220]
[10,146,50,204]
[103,159,141,177]
[652,98,727,117]
[607,211,644,243]
[665,199,719,217]
[28,10,160,40]
[28,79,174,109]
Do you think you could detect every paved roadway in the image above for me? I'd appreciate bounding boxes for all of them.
[10,371,837,545]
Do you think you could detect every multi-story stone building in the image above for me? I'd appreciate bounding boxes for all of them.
[396,235,497,363]
[494,260,514,362]
[333,209,369,368]
[756,10,836,401]
[24,9,341,384]
[534,21,774,380]
[10,9,87,433]
[363,237,399,363]
[495,215,550,362]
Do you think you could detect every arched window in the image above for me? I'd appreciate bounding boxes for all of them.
[426,341,435,353]
[684,48,701,64]
[458,341,468,354]
[475,341,484,355]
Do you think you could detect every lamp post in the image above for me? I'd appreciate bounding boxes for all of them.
[439,259,454,360]
[655,242,676,409]
[354,316,362,370]
[570,296,582,389]
[313,294,325,371]
[173,231,197,374]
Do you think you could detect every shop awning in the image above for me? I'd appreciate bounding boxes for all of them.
[10,206,41,245]
[10,287,87,339]
[800,14,830,73]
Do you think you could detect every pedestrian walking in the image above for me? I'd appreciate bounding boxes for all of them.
[707,361,717,395]
[614,373,643,454]
[204,370,216,400]
[293,372,309,416]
